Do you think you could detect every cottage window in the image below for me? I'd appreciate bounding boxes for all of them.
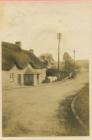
[10,73,14,82]
[18,74,21,85]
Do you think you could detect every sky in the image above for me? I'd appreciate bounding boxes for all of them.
[0,2,92,60]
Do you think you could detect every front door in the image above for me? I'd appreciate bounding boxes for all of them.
[24,74,34,85]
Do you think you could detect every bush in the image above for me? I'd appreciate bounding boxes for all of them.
[46,68,58,77]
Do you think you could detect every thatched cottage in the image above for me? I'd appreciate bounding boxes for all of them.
[2,41,46,88]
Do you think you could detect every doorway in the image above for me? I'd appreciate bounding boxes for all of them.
[24,74,34,85]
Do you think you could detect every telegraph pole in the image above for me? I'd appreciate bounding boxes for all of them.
[57,32,62,78]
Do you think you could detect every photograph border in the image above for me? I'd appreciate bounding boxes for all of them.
[0,0,92,139]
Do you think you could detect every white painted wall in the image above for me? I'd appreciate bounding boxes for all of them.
[2,66,25,89]
[2,65,46,89]
[39,69,46,83]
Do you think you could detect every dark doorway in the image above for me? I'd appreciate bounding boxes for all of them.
[24,74,34,85]
[37,74,39,84]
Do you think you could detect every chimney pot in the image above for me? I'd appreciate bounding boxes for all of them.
[15,41,21,48]
[29,49,34,53]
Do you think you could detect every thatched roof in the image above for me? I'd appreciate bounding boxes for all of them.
[2,41,46,71]
[25,67,41,74]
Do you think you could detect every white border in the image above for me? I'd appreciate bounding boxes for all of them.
[0,1,92,140]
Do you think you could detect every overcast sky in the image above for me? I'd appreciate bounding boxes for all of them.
[0,2,92,60]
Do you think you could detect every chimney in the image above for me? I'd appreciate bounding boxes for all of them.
[29,49,34,54]
[15,41,21,48]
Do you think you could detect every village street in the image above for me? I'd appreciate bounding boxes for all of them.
[3,69,89,136]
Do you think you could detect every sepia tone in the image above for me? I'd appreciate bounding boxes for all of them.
[1,2,91,137]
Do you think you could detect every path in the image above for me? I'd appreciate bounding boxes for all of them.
[3,70,89,136]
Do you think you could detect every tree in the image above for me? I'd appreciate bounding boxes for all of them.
[40,53,55,68]
[63,52,73,63]
[62,52,77,78]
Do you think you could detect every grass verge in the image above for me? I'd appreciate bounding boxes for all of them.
[57,83,89,136]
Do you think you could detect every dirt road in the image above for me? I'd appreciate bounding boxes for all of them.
[3,70,89,136]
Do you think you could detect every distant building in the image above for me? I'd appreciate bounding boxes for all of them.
[2,41,46,89]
